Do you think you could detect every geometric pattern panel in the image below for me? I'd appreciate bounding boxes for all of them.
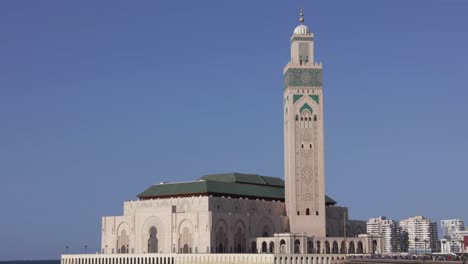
[284,68,322,89]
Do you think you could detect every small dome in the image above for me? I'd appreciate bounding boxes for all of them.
[293,24,310,35]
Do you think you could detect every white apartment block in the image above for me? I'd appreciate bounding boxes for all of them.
[441,219,465,240]
[400,216,438,254]
[441,219,465,253]
[367,217,400,253]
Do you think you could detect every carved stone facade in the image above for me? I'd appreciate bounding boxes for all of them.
[102,195,288,254]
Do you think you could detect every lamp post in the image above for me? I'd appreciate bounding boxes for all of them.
[66,245,69,254]
[85,245,88,254]
[105,245,108,254]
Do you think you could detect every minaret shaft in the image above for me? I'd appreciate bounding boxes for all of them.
[283,13,326,236]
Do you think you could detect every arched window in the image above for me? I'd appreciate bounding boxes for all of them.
[325,241,331,254]
[297,211,300,215]
[118,229,129,254]
[307,241,314,253]
[348,241,355,254]
[180,226,192,253]
[294,239,300,254]
[306,208,310,215]
[216,226,225,253]
[148,227,158,253]
[269,241,275,253]
[261,242,268,253]
[314,115,317,121]
[280,240,286,254]
[295,115,299,121]
[357,241,363,254]
[251,242,257,253]
[332,241,339,254]
[234,226,244,253]
[340,241,346,254]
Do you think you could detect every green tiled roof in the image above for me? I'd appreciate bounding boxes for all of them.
[198,173,284,187]
[138,172,337,205]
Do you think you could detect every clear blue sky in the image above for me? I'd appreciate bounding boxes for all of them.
[1,0,467,260]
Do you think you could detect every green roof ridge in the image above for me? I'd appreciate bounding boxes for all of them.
[138,172,336,205]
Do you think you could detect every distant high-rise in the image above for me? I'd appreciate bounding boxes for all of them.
[400,216,438,254]
[441,219,465,240]
[367,217,400,253]
[441,219,465,253]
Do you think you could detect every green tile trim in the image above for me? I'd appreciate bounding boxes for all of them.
[300,103,313,113]
[293,94,303,103]
[309,95,319,104]
[284,68,322,89]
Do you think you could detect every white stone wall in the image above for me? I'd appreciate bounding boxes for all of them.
[102,196,287,254]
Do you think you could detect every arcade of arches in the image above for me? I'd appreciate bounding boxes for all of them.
[255,236,382,255]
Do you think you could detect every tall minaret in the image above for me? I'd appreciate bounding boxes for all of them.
[283,9,326,237]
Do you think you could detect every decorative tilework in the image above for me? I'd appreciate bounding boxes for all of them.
[291,36,313,42]
[300,103,313,114]
[293,94,303,103]
[309,95,319,104]
[284,68,322,89]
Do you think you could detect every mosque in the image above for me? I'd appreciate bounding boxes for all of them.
[99,10,383,258]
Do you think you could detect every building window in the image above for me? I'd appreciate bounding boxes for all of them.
[297,211,300,215]
[148,226,158,253]
[301,144,304,149]
[295,115,298,121]
[314,115,317,121]
[306,208,310,215]
[295,239,301,254]
[316,211,319,216]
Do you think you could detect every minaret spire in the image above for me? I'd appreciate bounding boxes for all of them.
[299,8,304,24]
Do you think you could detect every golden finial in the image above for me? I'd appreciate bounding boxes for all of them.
[299,9,304,24]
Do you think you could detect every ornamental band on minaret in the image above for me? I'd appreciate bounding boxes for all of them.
[283,9,326,236]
